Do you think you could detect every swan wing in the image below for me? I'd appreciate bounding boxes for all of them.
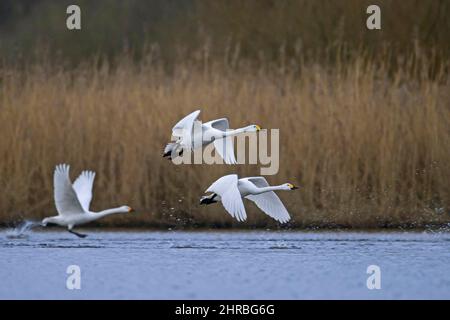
[54,164,86,216]
[73,170,96,212]
[206,174,247,221]
[172,110,201,151]
[244,177,291,223]
[203,118,229,131]
[213,138,236,164]
[204,118,237,164]
[243,176,270,188]
[172,110,201,132]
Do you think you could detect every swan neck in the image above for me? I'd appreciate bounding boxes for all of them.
[95,207,124,218]
[255,185,285,194]
[223,127,247,137]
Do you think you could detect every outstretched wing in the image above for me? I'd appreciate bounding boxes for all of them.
[73,170,96,212]
[244,177,291,223]
[204,118,237,164]
[213,138,236,164]
[54,164,86,216]
[204,118,229,132]
[206,174,246,221]
[171,110,201,151]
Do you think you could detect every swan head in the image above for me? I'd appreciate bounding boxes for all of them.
[120,206,135,213]
[284,183,299,190]
[245,125,261,132]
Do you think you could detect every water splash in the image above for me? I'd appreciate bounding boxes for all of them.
[6,220,40,239]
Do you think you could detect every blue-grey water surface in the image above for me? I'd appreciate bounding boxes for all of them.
[1,230,449,299]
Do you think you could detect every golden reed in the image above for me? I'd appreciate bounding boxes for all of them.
[0,48,448,228]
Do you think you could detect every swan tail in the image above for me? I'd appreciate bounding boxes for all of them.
[163,142,183,159]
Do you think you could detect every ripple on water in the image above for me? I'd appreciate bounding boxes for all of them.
[1,230,450,299]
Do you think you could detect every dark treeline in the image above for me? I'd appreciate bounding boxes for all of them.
[0,0,449,66]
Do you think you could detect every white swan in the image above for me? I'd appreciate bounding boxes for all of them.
[42,164,134,238]
[163,110,261,164]
[200,174,298,223]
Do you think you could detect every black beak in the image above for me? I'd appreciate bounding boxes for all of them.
[291,186,299,190]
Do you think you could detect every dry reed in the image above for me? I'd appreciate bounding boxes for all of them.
[0,48,449,228]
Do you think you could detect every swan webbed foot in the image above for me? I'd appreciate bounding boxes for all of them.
[68,229,88,238]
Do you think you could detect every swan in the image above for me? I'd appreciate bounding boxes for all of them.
[200,174,298,223]
[41,164,134,238]
[163,110,261,164]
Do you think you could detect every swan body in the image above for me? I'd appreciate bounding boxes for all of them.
[42,164,134,237]
[200,174,298,223]
[164,110,261,164]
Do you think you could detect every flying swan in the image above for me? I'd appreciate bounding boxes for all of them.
[42,164,134,238]
[163,110,261,164]
[200,174,298,223]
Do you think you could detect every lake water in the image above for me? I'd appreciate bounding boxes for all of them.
[1,229,450,299]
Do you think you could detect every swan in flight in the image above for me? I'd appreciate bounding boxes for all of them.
[163,110,261,164]
[200,174,298,223]
[42,164,134,238]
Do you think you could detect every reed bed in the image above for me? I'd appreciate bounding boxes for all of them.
[0,49,449,228]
